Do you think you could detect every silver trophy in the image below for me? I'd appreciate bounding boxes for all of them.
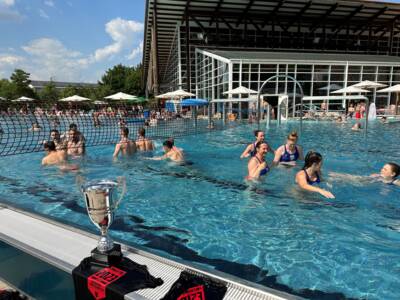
[79,177,126,257]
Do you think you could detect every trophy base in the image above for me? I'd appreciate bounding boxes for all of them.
[91,243,123,267]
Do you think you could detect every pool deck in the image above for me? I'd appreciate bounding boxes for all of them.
[0,204,302,300]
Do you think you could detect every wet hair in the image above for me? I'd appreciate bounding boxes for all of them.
[50,129,59,135]
[254,130,263,137]
[255,141,267,150]
[167,137,175,146]
[69,123,77,130]
[302,151,322,170]
[287,131,298,140]
[163,140,173,149]
[43,141,56,151]
[121,127,129,136]
[138,127,145,137]
[387,162,400,178]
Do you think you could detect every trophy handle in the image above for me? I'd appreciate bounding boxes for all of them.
[115,176,126,209]
[76,175,86,192]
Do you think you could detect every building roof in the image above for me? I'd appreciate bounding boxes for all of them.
[143,0,400,81]
[30,80,98,89]
[206,50,400,64]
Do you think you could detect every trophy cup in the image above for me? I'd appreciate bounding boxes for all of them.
[79,177,126,266]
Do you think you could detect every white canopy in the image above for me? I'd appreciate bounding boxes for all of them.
[210,98,257,103]
[303,95,368,101]
[59,95,91,102]
[93,100,107,105]
[377,84,400,93]
[331,86,369,94]
[319,84,342,91]
[0,96,6,101]
[156,89,195,99]
[351,80,387,89]
[12,96,35,102]
[223,86,258,95]
[105,92,137,100]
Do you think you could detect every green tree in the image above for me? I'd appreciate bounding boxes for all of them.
[10,69,35,98]
[60,85,79,98]
[39,81,59,103]
[99,64,143,96]
[0,79,17,100]
[125,64,142,96]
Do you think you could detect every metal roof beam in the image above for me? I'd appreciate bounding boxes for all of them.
[354,6,388,35]
[263,0,285,28]
[209,0,224,26]
[286,1,312,29]
[236,0,255,26]
[309,3,338,33]
[330,5,364,36]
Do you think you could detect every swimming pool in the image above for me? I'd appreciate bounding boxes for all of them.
[0,121,399,300]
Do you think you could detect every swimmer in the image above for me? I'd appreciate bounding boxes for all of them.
[240,130,274,159]
[167,137,183,152]
[295,151,335,199]
[113,127,136,158]
[42,141,67,166]
[151,140,184,163]
[29,122,42,132]
[371,163,400,186]
[67,128,85,156]
[136,127,154,151]
[50,129,67,151]
[273,131,304,166]
[246,142,270,180]
[380,116,388,124]
[351,122,362,131]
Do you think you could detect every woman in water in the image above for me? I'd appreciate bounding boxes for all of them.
[273,131,304,166]
[295,151,335,199]
[240,130,273,159]
[246,142,270,180]
[371,163,400,186]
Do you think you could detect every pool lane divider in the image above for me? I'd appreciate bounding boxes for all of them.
[0,204,299,300]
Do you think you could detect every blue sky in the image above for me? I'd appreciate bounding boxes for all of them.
[0,0,145,82]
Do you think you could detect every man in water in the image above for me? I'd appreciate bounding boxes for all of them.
[50,129,67,151]
[67,128,85,156]
[151,140,184,163]
[113,127,136,158]
[42,141,66,166]
[136,127,154,151]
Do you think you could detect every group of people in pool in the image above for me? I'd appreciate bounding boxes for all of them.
[241,130,400,198]
[42,124,185,169]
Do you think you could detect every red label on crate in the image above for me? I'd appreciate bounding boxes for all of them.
[87,266,126,300]
[177,285,205,300]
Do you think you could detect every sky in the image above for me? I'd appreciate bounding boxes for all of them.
[0,0,145,83]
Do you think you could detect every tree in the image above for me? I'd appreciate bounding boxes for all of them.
[0,79,17,100]
[99,64,143,96]
[125,64,142,96]
[10,69,35,98]
[39,81,59,103]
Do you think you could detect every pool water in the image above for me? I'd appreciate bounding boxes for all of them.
[0,121,399,300]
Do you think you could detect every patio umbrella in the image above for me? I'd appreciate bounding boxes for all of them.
[223,86,258,95]
[181,98,208,107]
[12,96,35,102]
[156,89,195,99]
[0,96,6,101]
[331,86,369,94]
[351,80,387,89]
[319,84,342,91]
[58,95,91,102]
[377,84,400,115]
[105,92,137,100]
[134,96,148,103]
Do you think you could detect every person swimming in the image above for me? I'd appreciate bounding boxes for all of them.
[295,151,335,199]
[113,127,136,158]
[273,131,304,166]
[67,128,85,156]
[371,163,400,186]
[246,141,270,180]
[150,140,184,163]
[42,141,78,171]
[136,127,154,151]
[240,130,274,159]
[352,122,362,131]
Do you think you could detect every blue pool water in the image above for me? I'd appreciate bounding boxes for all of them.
[0,121,399,299]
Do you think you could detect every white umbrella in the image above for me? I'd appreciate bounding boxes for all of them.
[0,96,6,101]
[223,86,258,95]
[59,95,91,102]
[156,89,195,99]
[105,92,137,100]
[377,84,400,115]
[351,80,387,89]
[331,86,369,94]
[12,96,35,102]
[319,84,342,91]
[93,100,107,105]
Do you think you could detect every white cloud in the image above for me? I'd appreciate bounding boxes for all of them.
[0,0,15,7]
[127,40,143,60]
[38,9,49,19]
[0,54,24,65]
[94,18,143,61]
[44,0,54,7]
